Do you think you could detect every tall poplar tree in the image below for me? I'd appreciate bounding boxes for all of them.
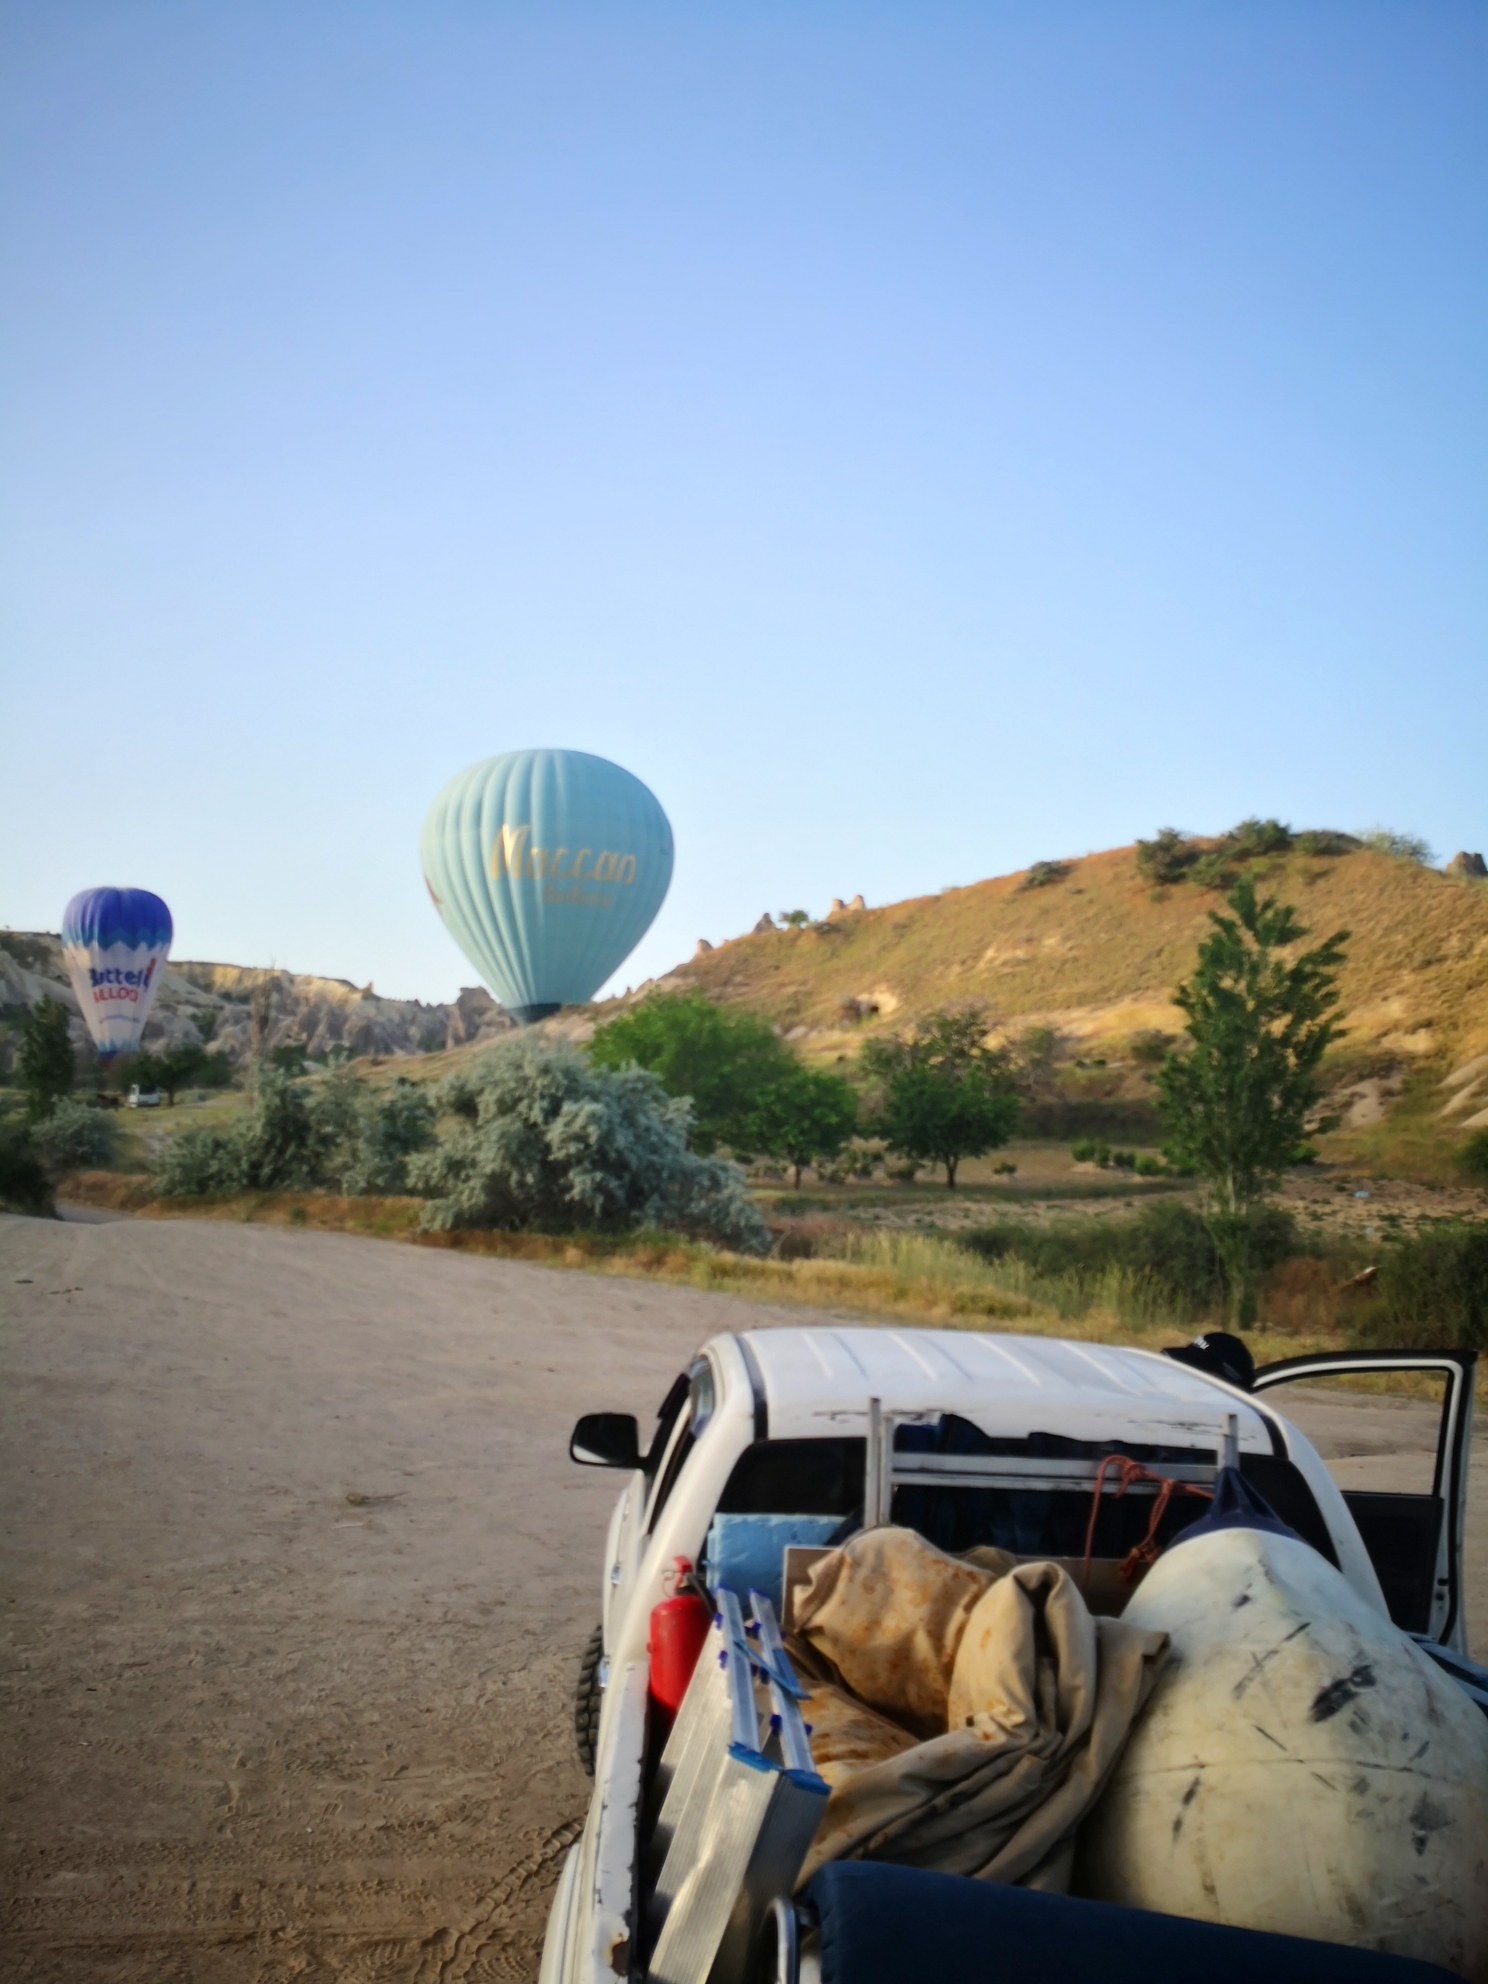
[1158,876,1348,1326]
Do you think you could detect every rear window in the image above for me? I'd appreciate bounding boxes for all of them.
[711,1423,1338,1566]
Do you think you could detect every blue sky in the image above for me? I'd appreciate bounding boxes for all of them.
[3,2,1484,1003]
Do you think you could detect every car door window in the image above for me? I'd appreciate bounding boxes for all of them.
[646,1360,715,1531]
[646,1373,691,1476]
[1253,1350,1476,1649]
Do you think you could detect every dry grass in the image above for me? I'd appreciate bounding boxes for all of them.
[57,1171,1346,1369]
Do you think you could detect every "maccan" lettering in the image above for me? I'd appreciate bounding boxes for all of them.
[490,826,635,888]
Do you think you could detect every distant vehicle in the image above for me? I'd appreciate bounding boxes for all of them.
[126,1085,160,1108]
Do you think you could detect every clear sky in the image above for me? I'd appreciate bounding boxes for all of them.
[3,2,1484,1004]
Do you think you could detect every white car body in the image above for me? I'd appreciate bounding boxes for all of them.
[542,1325,1477,1984]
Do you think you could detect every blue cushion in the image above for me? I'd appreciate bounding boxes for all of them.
[807,1862,1456,1984]
[704,1514,842,1611]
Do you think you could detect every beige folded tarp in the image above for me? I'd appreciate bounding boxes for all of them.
[790,1527,1168,1891]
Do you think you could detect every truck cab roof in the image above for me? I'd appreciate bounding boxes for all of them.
[739,1327,1270,1455]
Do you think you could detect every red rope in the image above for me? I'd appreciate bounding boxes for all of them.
[1081,1454,1212,1591]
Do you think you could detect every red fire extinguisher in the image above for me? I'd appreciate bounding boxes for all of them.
[648,1557,710,1720]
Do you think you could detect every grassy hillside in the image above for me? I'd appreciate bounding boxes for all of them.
[627,841,1488,1178]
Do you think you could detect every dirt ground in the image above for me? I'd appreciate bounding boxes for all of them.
[2,1213,1485,1984]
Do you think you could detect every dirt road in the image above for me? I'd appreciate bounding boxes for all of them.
[2,1215,1483,1983]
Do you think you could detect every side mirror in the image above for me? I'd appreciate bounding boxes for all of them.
[570,1412,641,1469]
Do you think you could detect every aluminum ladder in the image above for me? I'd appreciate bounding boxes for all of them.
[644,1587,827,1984]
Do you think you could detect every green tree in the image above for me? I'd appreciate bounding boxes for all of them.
[860,1007,1020,1188]
[752,1065,858,1188]
[588,990,795,1152]
[18,997,75,1121]
[154,1041,208,1105]
[197,1049,235,1090]
[1156,874,1348,1326]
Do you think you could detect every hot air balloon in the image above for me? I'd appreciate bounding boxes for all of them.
[61,888,174,1060]
[421,750,673,1022]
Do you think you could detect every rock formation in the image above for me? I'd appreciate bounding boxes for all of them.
[1447,851,1487,878]
[0,932,512,1075]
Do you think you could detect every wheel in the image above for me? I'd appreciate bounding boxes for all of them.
[574,1623,604,1776]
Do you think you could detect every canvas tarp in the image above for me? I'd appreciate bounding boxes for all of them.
[789,1527,1169,1891]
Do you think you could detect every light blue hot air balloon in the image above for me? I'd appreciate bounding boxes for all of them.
[421,750,674,1022]
[61,887,174,1059]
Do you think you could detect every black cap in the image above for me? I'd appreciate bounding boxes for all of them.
[1161,1331,1255,1392]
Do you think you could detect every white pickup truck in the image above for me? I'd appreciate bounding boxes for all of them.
[540,1326,1482,1984]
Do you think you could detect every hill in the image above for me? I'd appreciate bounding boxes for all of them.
[632,839,1488,1176]
[7,835,1487,1179]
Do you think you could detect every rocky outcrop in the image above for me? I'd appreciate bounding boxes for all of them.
[445,986,515,1049]
[0,932,512,1073]
[1447,852,1487,878]
[751,914,776,933]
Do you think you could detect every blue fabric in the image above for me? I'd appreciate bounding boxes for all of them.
[704,1514,842,1612]
[1168,1464,1301,1552]
[419,749,673,1018]
[807,1862,1456,1984]
[61,886,173,953]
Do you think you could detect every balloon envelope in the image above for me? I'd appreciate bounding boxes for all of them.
[61,887,174,1060]
[420,750,673,1021]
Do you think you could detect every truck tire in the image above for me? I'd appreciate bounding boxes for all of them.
[574,1624,604,1776]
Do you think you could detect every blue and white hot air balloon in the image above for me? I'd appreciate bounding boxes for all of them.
[61,888,174,1059]
[421,750,673,1022]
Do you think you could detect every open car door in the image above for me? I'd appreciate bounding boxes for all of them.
[1252,1348,1476,1655]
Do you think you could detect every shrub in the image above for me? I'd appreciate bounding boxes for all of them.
[1457,1131,1488,1182]
[1360,828,1434,865]
[409,1035,770,1253]
[1360,1227,1488,1351]
[1229,817,1293,858]
[1134,828,1197,886]
[155,1068,434,1198]
[1127,1030,1171,1068]
[960,1200,1298,1320]
[155,1123,250,1196]
[0,1116,51,1213]
[1294,831,1360,858]
[1189,849,1237,891]
[818,1136,884,1185]
[1016,1026,1059,1082]
[1018,861,1071,891]
[345,1079,436,1192]
[32,1098,119,1172]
